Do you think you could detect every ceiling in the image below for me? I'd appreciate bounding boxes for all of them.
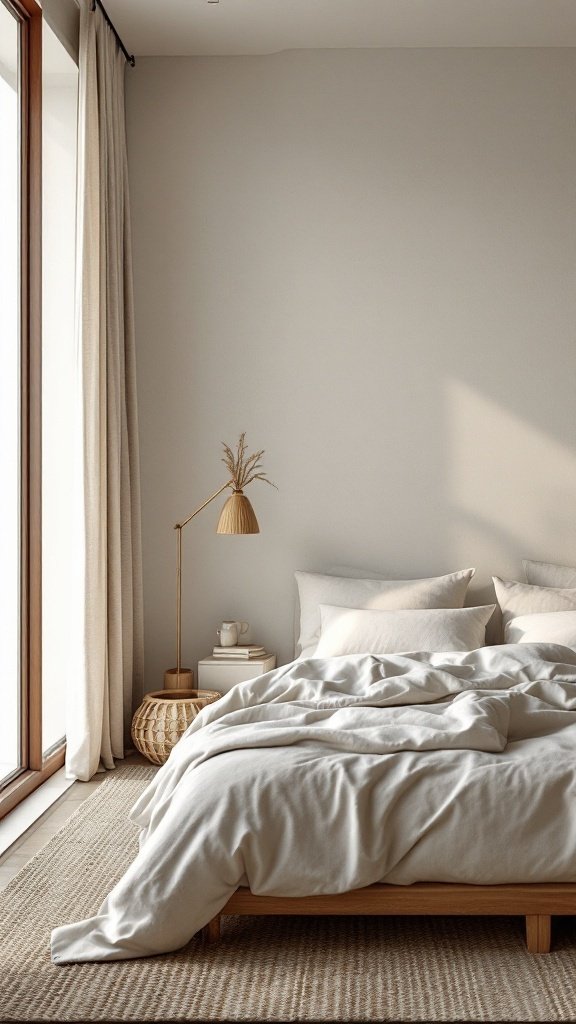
[105,0,576,57]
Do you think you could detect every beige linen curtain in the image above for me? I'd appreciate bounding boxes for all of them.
[66,0,143,781]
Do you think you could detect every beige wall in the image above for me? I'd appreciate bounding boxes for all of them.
[126,48,576,689]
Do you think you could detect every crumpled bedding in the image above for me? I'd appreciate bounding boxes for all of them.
[51,643,576,963]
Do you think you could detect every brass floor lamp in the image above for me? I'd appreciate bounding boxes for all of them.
[164,434,274,689]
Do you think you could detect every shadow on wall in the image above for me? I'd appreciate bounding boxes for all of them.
[287,373,576,650]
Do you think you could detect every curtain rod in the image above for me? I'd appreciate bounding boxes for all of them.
[91,0,136,67]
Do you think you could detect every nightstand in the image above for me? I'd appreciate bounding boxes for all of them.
[197,654,276,694]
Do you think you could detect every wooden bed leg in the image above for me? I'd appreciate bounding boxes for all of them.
[202,915,221,944]
[526,915,551,954]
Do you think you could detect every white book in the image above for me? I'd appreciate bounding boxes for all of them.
[213,644,265,656]
[212,650,267,660]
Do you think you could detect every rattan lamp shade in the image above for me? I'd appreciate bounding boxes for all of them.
[216,492,259,534]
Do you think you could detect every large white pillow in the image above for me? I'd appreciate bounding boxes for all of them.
[292,565,391,655]
[523,559,576,589]
[295,568,475,658]
[315,604,495,658]
[492,576,576,641]
[505,610,576,646]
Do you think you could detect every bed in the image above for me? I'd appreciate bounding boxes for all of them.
[51,638,576,963]
[209,882,574,954]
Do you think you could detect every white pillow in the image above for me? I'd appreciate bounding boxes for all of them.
[505,610,576,646]
[292,565,391,655]
[492,576,576,640]
[315,604,495,658]
[295,568,475,658]
[523,559,576,589]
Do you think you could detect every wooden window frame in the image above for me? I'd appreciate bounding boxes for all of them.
[0,0,65,821]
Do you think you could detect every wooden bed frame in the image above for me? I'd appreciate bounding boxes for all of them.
[201,881,576,953]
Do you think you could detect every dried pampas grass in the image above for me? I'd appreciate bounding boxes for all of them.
[221,432,276,492]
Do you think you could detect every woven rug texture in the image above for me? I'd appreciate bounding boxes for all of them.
[1,764,576,1023]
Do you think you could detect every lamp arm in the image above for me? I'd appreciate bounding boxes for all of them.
[175,480,234,531]
[173,479,234,680]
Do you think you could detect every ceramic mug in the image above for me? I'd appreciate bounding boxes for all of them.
[217,620,249,647]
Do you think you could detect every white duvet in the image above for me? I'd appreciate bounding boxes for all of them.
[51,643,576,963]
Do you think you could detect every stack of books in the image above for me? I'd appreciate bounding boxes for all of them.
[212,644,267,660]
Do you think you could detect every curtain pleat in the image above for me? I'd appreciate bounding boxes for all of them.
[66,0,143,781]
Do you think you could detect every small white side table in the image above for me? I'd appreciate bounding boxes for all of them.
[198,654,276,694]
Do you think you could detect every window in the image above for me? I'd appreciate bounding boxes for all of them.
[0,0,21,787]
[0,0,79,816]
[42,20,78,758]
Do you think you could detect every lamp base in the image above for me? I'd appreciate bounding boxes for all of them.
[164,667,194,690]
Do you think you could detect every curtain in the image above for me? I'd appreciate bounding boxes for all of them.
[66,0,144,781]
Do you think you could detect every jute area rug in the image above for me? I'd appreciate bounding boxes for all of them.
[1,765,576,1024]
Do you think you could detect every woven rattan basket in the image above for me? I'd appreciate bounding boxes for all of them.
[131,688,221,766]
